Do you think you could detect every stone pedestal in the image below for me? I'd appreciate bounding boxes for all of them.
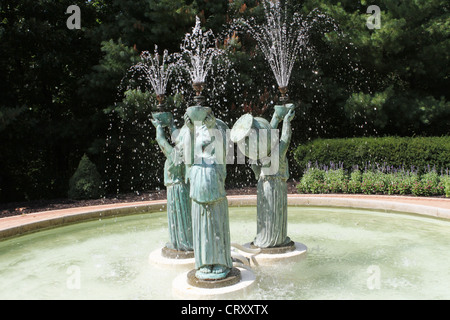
[172,267,256,299]
[149,247,195,269]
[242,242,307,266]
[187,267,242,288]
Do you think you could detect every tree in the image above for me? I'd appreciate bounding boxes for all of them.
[0,0,106,201]
[68,154,104,200]
[305,0,450,137]
[1,0,448,202]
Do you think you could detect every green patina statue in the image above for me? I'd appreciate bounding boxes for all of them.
[184,105,233,280]
[151,113,194,254]
[252,105,295,248]
[231,104,296,249]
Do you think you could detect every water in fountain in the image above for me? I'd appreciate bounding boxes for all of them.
[2,207,450,299]
[127,46,178,107]
[103,97,164,197]
[102,17,242,197]
[171,16,239,124]
[177,16,226,90]
[102,47,180,197]
[230,1,370,180]
[234,0,311,95]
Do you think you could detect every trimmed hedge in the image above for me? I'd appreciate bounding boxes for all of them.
[294,136,450,175]
[297,166,450,197]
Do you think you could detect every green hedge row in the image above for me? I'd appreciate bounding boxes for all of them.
[294,136,450,175]
[297,167,450,197]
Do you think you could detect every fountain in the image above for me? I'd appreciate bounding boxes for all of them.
[131,47,196,265]
[136,1,309,296]
[1,206,450,300]
[139,17,258,296]
[148,1,313,295]
[230,0,308,260]
[3,0,449,302]
[233,0,310,103]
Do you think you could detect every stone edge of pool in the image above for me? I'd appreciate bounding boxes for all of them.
[1,195,449,240]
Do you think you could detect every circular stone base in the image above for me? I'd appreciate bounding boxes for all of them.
[149,247,195,269]
[161,246,195,259]
[187,268,241,289]
[250,241,296,254]
[243,242,307,266]
[172,267,256,300]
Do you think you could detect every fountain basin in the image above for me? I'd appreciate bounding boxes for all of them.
[2,195,450,240]
[173,267,256,300]
[149,247,195,269]
[242,241,307,266]
[0,196,449,300]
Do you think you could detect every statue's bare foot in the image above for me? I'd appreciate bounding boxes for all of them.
[199,266,213,274]
[212,265,229,274]
[195,265,230,280]
[195,265,214,280]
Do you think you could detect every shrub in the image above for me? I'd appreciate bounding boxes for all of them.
[297,163,447,197]
[412,171,443,197]
[361,171,384,195]
[68,154,104,200]
[382,173,398,195]
[346,170,362,193]
[297,167,325,194]
[396,172,418,195]
[442,175,450,198]
[297,165,347,194]
[294,136,450,177]
[324,169,346,193]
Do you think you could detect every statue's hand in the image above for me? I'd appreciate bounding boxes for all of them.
[204,113,216,129]
[151,119,161,129]
[251,162,261,179]
[285,109,295,122]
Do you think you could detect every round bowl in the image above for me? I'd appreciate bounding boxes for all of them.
[274,105,290,120]
[231,114,272,161]
[152,112,173,127]
[230,114,254,143]
[186,106,212,123]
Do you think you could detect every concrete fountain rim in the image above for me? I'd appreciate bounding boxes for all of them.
[1,194,449,240]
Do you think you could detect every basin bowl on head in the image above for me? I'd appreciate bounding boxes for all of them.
[274,105,290,120]
[230,114,272,161]
[152,111,173,127]
[186,106,212,123]
[274,103,296,120]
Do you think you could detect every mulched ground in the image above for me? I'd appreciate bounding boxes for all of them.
[0,183,299,218]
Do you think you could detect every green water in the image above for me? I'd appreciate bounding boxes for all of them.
[0,207,449,300]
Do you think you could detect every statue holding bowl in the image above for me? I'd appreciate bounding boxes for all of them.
[183,87,234,281]
[151,107,194,258]
[231,103,296,251]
